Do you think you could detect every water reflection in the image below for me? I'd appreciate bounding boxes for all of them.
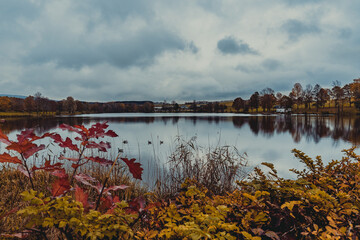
[1,114,360,145]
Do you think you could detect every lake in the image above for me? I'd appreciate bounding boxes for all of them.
[0,113,358,184]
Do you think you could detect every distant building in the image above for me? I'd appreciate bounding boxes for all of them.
[274,105,291,113]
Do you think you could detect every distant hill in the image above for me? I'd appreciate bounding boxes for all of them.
[0,94,27,99]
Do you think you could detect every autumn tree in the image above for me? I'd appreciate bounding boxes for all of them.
[63,96,77,114]
[350,79,360,108]
[143,102,154,113]
[260,87,276,112]
[24,96,35,113]
[342,84,352,107]
[249,92,260,112]
[75,100,84,113]
[10,97,25,112]
[279,95,293,109]
[232,97,245,112]
[0,97,11,112]
[34,92,44,115]
[317,88,330,108]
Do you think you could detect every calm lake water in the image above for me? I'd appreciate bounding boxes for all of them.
[1,113,359,182]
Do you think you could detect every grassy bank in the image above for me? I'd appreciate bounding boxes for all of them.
[0,112,57,118]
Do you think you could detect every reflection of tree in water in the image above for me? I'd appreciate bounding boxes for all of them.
[232,115,360,145]
[232,117,246,129]
[313,117,330,143]
[248,116,259,135]
[332,117,345,142]
[260,116,275,138]
[348,118,360,145]
[0,117,90,135]
[3,115,360,145]
[172,117,180,125]
[0,117,156,135]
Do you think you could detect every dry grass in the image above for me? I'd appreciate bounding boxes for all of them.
[153,136,248,198]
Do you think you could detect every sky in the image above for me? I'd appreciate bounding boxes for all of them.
[1,0,359,102]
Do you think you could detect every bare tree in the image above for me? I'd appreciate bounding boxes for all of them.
[291,83,304,110]
[313,84,321,111]
[303,84,313,109]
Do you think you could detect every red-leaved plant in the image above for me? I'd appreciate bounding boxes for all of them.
[0,121,144,213]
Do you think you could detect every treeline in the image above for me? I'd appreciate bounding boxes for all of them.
[232,78,360,113]
[0,92,154,114]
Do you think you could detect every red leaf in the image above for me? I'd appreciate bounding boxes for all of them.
[121,158,143,180]
[16,129,43,143]
[51,169,68,178]
[23,144,45,159]
[32,160,63,172]
[17,165,32,178]
[71,163,87,169]
[103,185,129,194]
[0,129,11,145]
[128,196,146,212]
[75,186,89,208]
[51,178,70,197]
[88,122,108,138]
[99,195,113,212]
[74,173,98,188]
[105,130,118,138]
[0,153,21,164]
[84,156,113,166]
[86,141,111,152]
[58,155,79,162]
[50,134,79,152]
[60,123,84,134]
[6,141,34,154]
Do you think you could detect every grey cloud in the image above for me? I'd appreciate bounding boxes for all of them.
[25,28,186,69]
[262,59,281,71]
[236,59,281,73]
[284,0,323,6]
[187,41,199,54]
[338,28,352,39]
[235,65,261,74]
[75,0,153,22]
[0,0,40,23]
[217,36,258,55]
[282,19,321,41]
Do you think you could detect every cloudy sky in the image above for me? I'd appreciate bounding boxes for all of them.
[1,0,359,102]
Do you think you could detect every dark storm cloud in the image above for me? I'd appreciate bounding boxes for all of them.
[282,19,321,41]
[217,36,258,55]
[25,29,187,69]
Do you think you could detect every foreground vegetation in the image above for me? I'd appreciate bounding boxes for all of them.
[1,122,360,239]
